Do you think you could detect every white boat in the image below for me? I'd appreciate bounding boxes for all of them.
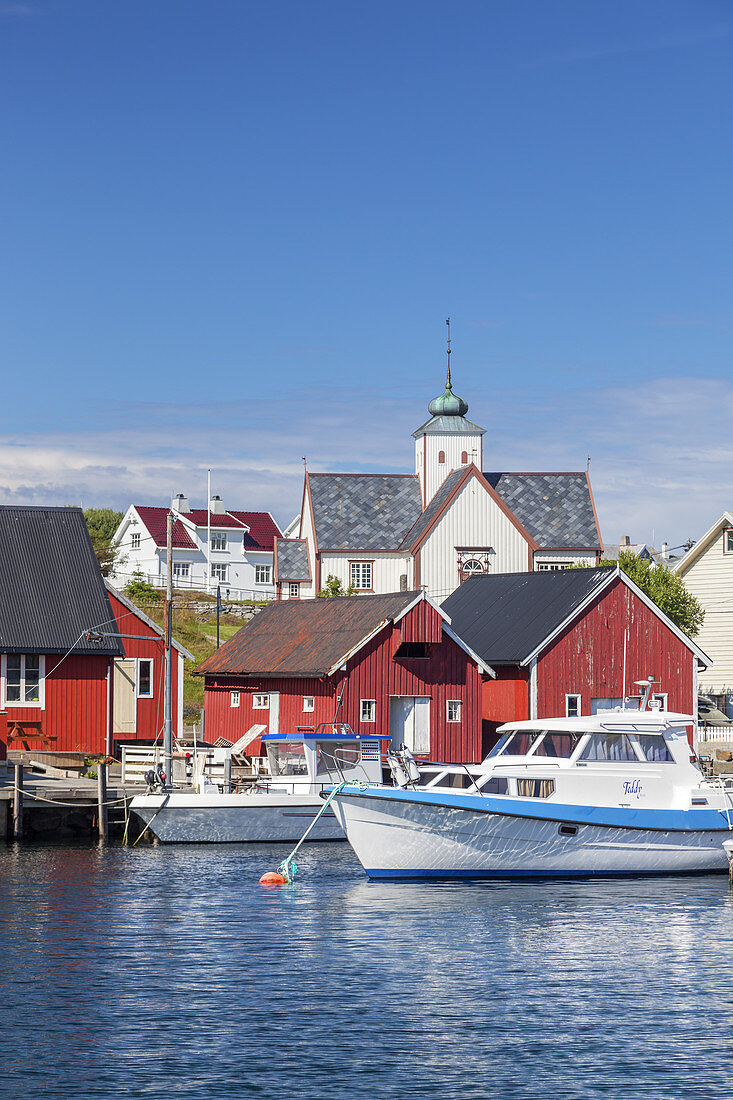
[331,711,733,879]
[130,726,382,843]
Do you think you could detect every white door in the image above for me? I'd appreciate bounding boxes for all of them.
[390,696,430,753]
[113,659,137,735]
[268,692,280,735]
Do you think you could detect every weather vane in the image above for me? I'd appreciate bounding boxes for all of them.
[446,317,452,388]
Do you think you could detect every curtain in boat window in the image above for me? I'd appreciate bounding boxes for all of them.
[637,735,673,762]
[579,734,638,762]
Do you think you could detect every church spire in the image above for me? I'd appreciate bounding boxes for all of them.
[446,316,452,390]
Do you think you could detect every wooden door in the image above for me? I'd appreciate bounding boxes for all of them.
[390,696,430,753]
[268,692,280,735]
[113,659,137,735]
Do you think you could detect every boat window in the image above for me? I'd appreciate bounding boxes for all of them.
[268,742,308,776]
[579,733,639,763]
[636,734,674,762]
[532,732,583,759]
[487,733,513,757]
[432,772,481,790]
[516,778,555,798]
[479,776,509,795]
[315,741,361,776]
[495,731,541,756]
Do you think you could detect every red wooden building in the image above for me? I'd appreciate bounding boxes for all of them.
[442,566,710,751]
[198,591,493,762]
[0,506,192,760]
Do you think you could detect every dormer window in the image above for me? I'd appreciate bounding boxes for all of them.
[211,532,227,551]
[438,450,446,464]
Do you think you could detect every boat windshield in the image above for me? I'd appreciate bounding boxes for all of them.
[532,732,583,759]
[315,741,361,776]
[636,734,674,762]
[579,733,638,762]
[267,742,309,776]
[491,731,541,757]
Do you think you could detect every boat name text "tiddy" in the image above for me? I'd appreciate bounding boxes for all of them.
[622,779,643,799]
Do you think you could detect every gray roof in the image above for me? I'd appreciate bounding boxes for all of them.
[308,474,422,551]
[412,414,486,437]
[0,507,124,655]
[275,539,311,582]
[400,468,467,550]
[443,568,615,664]
[484,473,601,549]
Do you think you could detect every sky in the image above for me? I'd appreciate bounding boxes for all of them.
[1,0,731,549]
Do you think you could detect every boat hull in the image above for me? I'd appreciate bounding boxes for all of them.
[332,789,731,879]
[130,792,344,843]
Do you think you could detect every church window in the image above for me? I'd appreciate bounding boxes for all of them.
[461,451,468,464]
[461,559,485,578]
[438,450,445,464]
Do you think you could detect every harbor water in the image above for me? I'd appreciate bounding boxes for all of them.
[1,841,733,1099]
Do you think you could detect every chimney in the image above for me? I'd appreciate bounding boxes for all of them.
[172,493,189,513]
[209,495,225,515]
[621,535,630,546]
[661,542,669,560]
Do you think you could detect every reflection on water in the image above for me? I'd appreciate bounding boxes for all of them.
[1,841,733,1099]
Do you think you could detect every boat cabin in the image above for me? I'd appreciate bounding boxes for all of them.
[261,725,383,794]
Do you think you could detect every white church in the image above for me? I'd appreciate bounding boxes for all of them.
[274,366,603,602]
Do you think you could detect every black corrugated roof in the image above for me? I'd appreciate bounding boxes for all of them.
[442,567,615,664]
[0,506,124,655]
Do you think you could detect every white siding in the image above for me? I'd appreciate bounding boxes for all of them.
[320,553,413,595]
[416,432,483,505]
[421,476,529,600]
[678,529,733,692]
[534,551,595,569]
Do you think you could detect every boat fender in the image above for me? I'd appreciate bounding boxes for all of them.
[259,872,287,886]
[387,751,410,788]
[401,747,421,784]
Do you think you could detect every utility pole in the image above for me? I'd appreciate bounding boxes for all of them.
[216,584,222,649]
[164,510,173,789]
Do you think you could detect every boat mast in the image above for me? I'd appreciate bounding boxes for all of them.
[164,509,173,788]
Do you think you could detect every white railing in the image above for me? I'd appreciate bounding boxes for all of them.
[120,744,229,785]
[697,724,733,744]
[111,569,275,603]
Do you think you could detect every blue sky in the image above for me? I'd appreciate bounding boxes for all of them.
[1,0,731,548]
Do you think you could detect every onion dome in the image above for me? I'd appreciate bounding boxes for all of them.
[427,368,469,418]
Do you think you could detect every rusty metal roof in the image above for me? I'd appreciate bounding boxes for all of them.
[197,591,420,678]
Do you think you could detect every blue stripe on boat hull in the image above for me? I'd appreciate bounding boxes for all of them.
[364,866,730,881]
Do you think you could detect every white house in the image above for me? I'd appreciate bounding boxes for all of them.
[274,367,602,601]
[673,512,733,714]
[110,494,282,600]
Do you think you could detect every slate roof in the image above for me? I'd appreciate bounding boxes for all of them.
[198,591,420,678]
[399,468,468,550]
[0,506,124,655]
[308,474,422,551]
[135,508,281,551]
[442,567,616,665]
[274,539,311,582]
[483,473,601,549]
[412,414,486,437]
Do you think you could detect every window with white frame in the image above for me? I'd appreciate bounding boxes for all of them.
[303,696,315,712]
[211,532,227,551]
[253,694,269,709]
[350,562,373,590]
[212,563,228,582]
[726,529,733,553]
[256,564,272,584]
[447,700,461,723]
[289,582,300,598]
[173,562,190,578]
[131,532,141,550]
[360,699,376,722]
[3,654,44,706]
[566,694,581,717]
[138,659,153,698]
[231,691,240,708]
[537,562,572,571]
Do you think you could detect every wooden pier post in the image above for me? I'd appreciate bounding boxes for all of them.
[223,754,232,793]
[13,763,23,841]
[97,762,108,841]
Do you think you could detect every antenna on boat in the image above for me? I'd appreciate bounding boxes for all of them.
[622,631,627,709]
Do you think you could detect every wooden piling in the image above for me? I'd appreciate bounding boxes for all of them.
[13,763,23,840]
[223,754,232,793]
[97,762,108,841]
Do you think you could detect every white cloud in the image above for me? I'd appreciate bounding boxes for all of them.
[0,376,730,548]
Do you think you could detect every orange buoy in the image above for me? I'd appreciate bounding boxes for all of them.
[259,871,287,885]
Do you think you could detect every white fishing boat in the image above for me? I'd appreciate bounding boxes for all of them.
[331,710,733,879]
[130,725,382,843]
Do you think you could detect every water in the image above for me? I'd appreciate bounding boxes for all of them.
[1,841,733,1099]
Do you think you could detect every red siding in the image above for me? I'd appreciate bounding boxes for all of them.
[537,579,696,717]
[400,601,443,644]
[204,600,484,763]
[0,655,110,754]
[482,667,529,722]
[108,592,179,741]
